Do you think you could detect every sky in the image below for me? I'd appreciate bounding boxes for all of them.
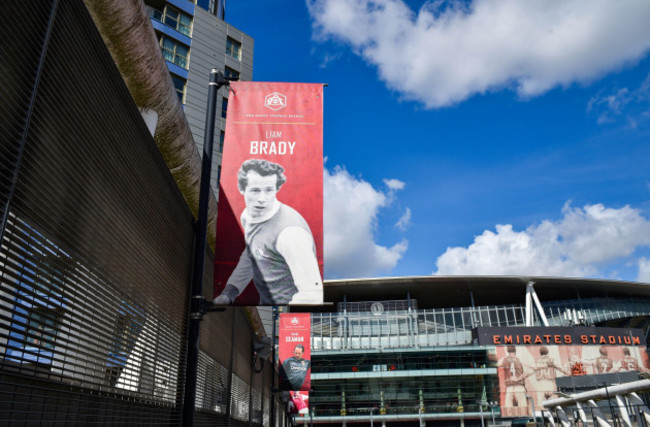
[226,0,650,283]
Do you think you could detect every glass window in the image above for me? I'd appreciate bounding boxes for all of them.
[224,66,239,80]
[150,7,163,22]
[171,75,186,103]
[226,37,242,60]
[221,97,228,118]
[497,308,507,325]
[7,303,63,365]
[25,308,60,350]
[159,36,190,69]
[178,14,192,37]
[151,5,192,36]
[164,8,179,29]
[219,131,225,152]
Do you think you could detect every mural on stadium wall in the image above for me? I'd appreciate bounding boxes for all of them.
[495,344,650,417]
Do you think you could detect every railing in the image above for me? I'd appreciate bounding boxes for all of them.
[312,298,650,351]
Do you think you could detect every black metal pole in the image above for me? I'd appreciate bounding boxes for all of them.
[248,344,254,426]
[604,384,616,427]
[270,306,278,427]
[226,309,237,426]
[182,68,225,427]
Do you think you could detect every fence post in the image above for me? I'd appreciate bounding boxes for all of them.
[1,0,59,241]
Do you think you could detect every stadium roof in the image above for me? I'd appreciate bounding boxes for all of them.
[312,276,650,311]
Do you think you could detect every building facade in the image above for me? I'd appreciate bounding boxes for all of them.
[145,0,254,197]
[306,277,650,426]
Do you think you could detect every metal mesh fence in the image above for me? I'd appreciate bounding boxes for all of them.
[0,0,272,424]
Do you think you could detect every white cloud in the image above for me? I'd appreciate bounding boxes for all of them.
[638,258,650,283]
[308,0,650,108]
[325,166,408,278]
[384,178,405,191]
[587,73,650,125]
[395,207,412,231]
[587,88,631,124]
[434,203,650,277]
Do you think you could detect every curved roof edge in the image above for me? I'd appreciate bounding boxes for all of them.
[317,275,650,311]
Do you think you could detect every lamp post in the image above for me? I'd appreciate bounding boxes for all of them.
[526,395,538,427]
[603,383,617,427]
[182,68,234,427]
[488,401,499,426]
[477,401,485,427]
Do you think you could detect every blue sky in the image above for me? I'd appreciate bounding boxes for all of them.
[226,0,650,282]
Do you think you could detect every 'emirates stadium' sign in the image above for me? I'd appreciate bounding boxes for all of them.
[473,326,645,346]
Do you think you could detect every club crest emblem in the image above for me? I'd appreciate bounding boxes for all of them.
[265,92,287,110]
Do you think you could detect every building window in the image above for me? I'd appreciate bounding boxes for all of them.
[150,5,192,37]
[160,36,190,69]
[226,37,241,61]
[224,67,239,81]
[221,97,228,118]
[7,298,64,365]
[219,130,225,152]
[106,302,145,387]
[171,75,186,103]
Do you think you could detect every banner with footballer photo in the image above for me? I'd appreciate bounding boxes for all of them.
[496,344,650,417]
[212,82,324,306]
[289,391,310,415]
[279,313,312,391]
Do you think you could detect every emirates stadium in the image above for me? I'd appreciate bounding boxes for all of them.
[300,276,650,426]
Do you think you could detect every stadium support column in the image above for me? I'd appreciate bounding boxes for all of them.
[525,286,533,326]
[525,281,549,327]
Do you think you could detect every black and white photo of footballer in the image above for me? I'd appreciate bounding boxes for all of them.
[213,159,323,305]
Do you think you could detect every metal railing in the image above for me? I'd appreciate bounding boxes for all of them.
[311,298,650,351]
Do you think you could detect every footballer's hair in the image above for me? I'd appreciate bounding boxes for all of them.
[237,159,287,191]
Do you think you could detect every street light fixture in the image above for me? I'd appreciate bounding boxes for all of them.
[477,400,499,426]
[526,395,539,427]
[487,401,499,426]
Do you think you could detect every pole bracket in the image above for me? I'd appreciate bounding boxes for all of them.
[190,295,225,320]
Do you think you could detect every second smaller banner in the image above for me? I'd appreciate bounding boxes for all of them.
[279,313,311,391]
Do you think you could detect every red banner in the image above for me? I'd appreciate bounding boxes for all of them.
[213,82,324,306]
[290,391,310,415]
[279,313,312,391]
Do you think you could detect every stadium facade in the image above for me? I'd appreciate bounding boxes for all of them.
[306,276,650,426]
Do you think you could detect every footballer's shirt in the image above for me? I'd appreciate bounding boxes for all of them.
[535,356,557,381]
[622,355,639,371]
[244,202,313,304]
[503,355,525,386]
[227,201,320,305]
[281,357,311,391]
[596,356,613,373]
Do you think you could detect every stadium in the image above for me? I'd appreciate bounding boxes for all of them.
[301,276,650,426]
